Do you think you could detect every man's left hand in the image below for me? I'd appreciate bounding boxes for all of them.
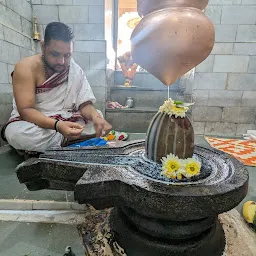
[92,115,112,137]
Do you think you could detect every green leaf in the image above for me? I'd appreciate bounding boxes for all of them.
[174,100,184,105]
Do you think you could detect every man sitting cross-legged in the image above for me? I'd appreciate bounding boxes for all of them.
[1,22,112,153]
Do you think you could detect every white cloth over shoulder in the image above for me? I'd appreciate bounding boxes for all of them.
[5,58,98,152]
[9,58,96,120]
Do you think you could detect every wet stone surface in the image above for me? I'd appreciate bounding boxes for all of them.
[16,140,249,219]
[42,150,211,183]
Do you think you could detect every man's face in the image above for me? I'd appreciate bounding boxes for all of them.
[42,39,73,73]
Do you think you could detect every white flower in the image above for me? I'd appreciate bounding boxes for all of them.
[161,154,181,179]
[161,153,201,180]
[159,98,190,118]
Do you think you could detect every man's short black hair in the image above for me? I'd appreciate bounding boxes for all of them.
[44,22,74,45]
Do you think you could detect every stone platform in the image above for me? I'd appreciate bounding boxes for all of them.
[16,140,249,256]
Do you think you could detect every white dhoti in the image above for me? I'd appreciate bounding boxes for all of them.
[5,117,101,152]
[5,121,63,152]
[5,58,99,152]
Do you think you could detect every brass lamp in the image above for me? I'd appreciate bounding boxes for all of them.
[32,16,41,41]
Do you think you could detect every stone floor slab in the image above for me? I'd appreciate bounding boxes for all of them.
[0,221,85,256]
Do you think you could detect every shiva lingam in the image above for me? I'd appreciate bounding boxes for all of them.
[16,99,248,255]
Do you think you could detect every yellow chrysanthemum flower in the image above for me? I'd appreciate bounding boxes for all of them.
[161,154,180,179]
[162,170,177,179]
[163,158,180,172]
[170,105,189,118]
[185,159,201,176]
[161,153,201,180]
[159,98,189,118]
[159,98,175,113]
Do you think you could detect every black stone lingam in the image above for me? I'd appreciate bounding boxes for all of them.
[16,139,248,256]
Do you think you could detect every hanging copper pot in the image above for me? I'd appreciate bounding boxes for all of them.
[146,112,194,163]
[131,7,215,86]
[137,0,209,17]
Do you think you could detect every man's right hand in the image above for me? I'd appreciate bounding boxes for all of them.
[56,121,83,140]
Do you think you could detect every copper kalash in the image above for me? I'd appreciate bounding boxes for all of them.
[131,0,214,85]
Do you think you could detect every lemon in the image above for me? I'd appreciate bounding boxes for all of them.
[242,201,256,224]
